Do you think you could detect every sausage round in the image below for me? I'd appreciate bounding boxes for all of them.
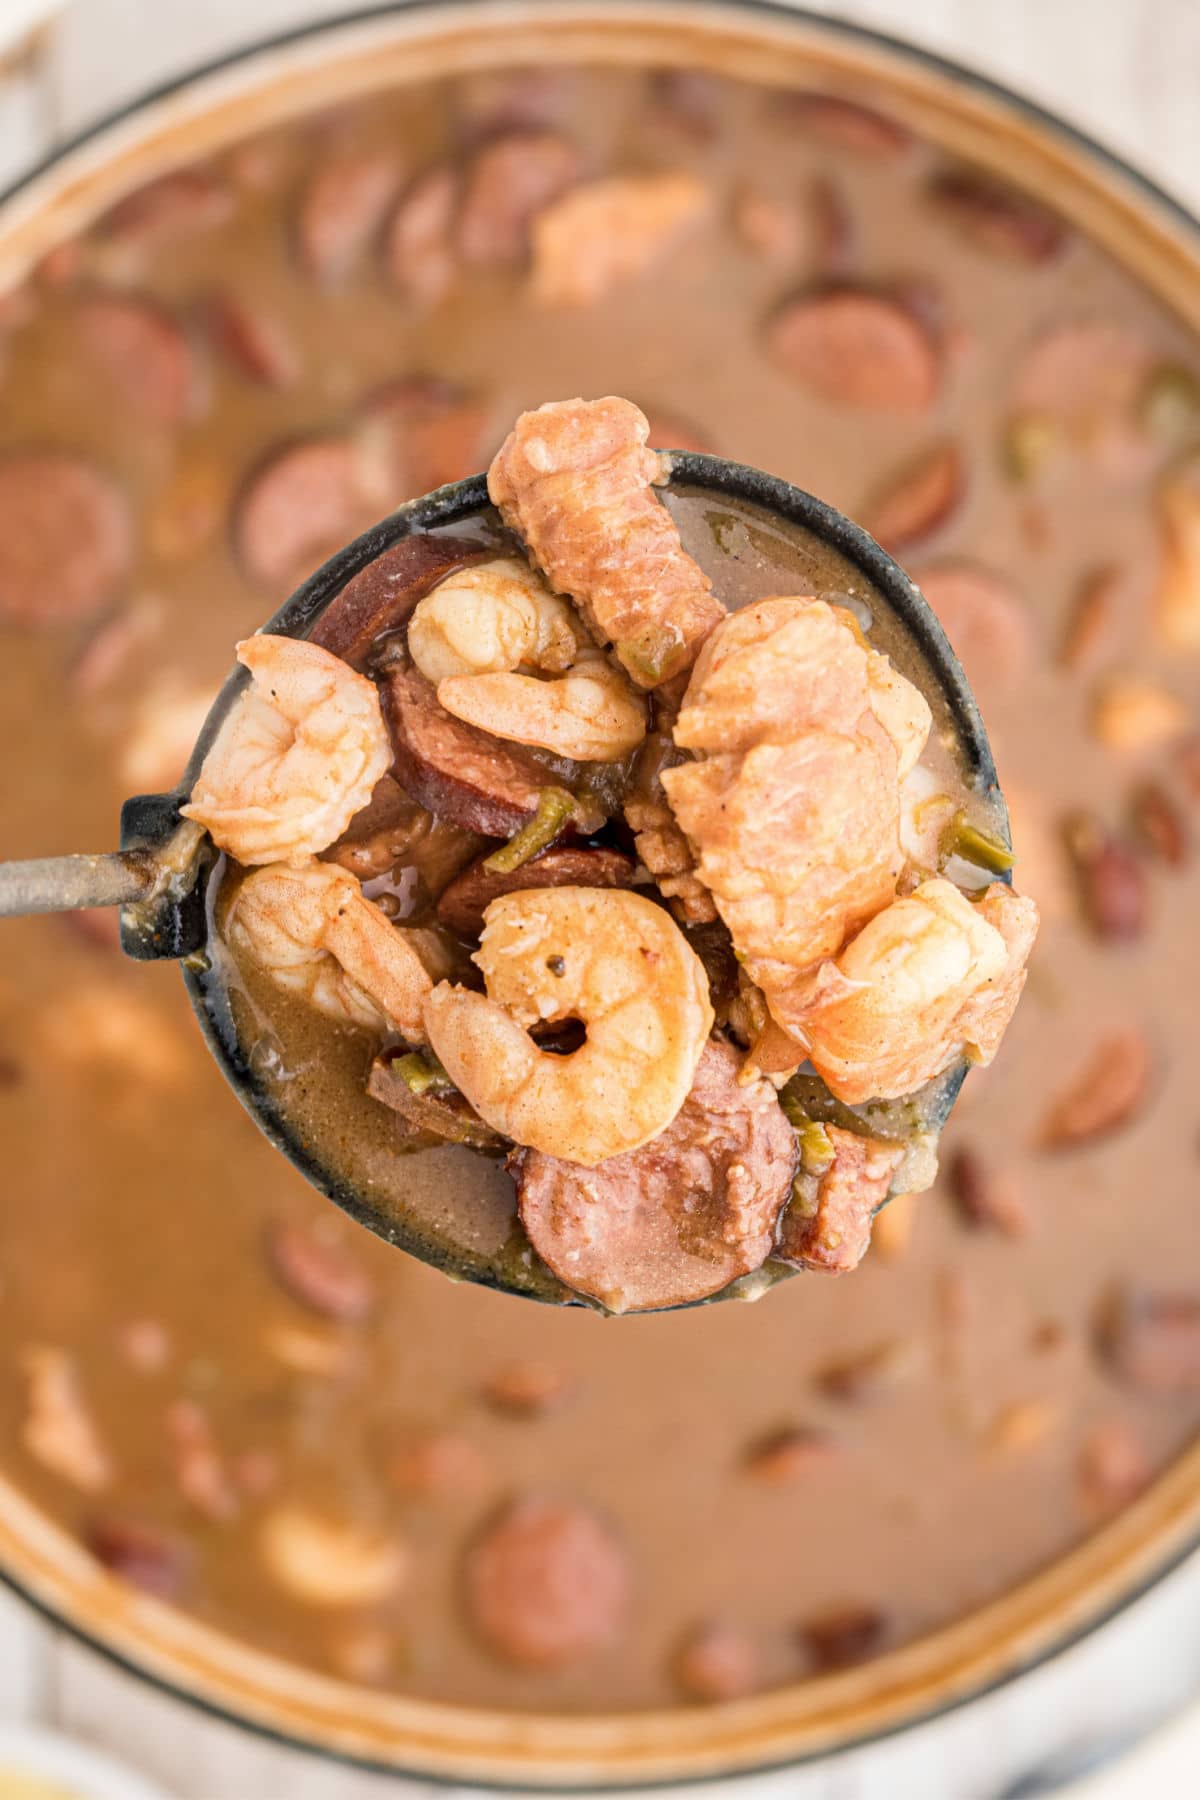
[0,452,133,627]
[309,534,489,668]
[512,1039,797,1312]
[383,665,562,837]
[234,437,376,591]
[463,1496,629,1668]
[76,293,198,426]
[436,844,636,939]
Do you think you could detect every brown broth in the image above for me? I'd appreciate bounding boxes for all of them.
[0,59,1196,1713]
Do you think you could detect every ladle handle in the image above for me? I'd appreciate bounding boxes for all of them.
[0,850,158,917]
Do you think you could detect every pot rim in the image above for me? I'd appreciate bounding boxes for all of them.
[2,1,1199,1788]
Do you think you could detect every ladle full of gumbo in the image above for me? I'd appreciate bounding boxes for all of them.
[0,398,1038,1310]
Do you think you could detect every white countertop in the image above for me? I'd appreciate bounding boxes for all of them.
[0,2,1198,1796]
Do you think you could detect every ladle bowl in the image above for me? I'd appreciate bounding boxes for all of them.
[0,453,1007,1306]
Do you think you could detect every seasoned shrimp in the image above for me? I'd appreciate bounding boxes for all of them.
[227,861,447,1039]
[437,649,646,762]
[783,877,1040,1102]
[423,886,713,1165]
[181,636,392,865]
[408,557,579,685]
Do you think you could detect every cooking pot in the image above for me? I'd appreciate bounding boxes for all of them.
[1,3,1198,1787]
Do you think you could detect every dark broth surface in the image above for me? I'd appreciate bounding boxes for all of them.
[0,57,1197,1712]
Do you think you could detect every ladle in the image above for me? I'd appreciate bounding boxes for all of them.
[0,455,1007,1308]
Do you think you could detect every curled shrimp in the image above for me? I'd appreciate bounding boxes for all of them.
[181,636,392,866]
[782,876,1040,1103]
[437,648,647,762]
[227,860,447,1039]
[423,886,714,1165]
[407,557,579,685]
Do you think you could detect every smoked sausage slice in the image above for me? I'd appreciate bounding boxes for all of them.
[383,665,564,836]
[512,1039,796,1312]
[436,844,635,939]
[310,534,488,668]
[0,452,132,627]
[463,1496,629,1667]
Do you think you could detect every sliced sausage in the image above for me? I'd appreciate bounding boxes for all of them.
[768,287,939,412]
[85,1516,190,1599]
[777,1126,903,1274]
[463,1496,630,1668]
[927,167,1068,264]
[912,561,1031,689]
[1060,815,1149,943]
[76,292,198,425]
[0,451,132,627]
[458,129,579,265]
[774,91,912,158]
[295,150,401,284]
[265,1219,375,1323]
[367,1051,502,1150]
[862,442,964,551]
[322,774,430,878]
[512,1040,796,1313]
[309,533,489,667]
[673,1621,760,1702]
[1037,1029,1152,1148]
[100,168,233,249]
[234,436,378,591]
[384,163,460,305]
[383,665,562,836]
[1095,1289,1200,1394]
[203,291,298,388]
[356,376,491,501]
[436,844,636,939]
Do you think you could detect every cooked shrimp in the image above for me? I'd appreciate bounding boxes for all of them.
[437,649,646,762]
[780,877,1040,1103]
[408,557,579,685]
[181,635,392,865]
[227,861,446,1039]
[423,886,713,1165]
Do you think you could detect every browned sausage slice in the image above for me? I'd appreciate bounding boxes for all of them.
[768,287,939,412]
[457,129,580,265]
[204,292,298,389]
[234,437,378,590]
[773,91,912,159]
[100,169,233,248]
[0,451,132,627]
[862,442,964,551]
[356,376,491,501]
[463,1496,630,1667]
[295,150,401,284]
[436,844,636,939]
[927,168,1068,264]
[912,561,1031,689]
[309,534,489,667]
[383,163,460,305]
[383,665,563,836]
[77,293,198,425]
[512,1039,796,1312]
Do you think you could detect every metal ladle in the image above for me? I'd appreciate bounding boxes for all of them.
[0,456,1006,1308]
